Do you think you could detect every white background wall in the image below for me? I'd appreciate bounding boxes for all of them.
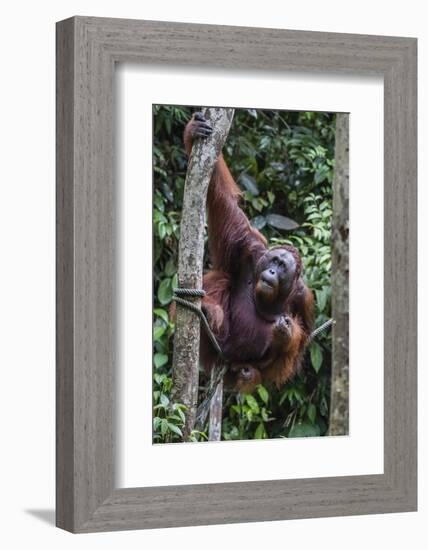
[0,1,425,548]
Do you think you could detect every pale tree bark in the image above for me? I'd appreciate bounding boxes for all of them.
[208,376,223,441]
[329,113,349,436]
[171,107,234,440]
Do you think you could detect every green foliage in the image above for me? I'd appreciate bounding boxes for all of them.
[152,373,185,443]
[222,390,275,441]
[152,105,335,442]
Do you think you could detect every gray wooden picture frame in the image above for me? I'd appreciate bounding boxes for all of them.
[56,16,417,533]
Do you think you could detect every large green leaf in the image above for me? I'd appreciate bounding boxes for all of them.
[307,403,316,424]
[239,173,259,196]
[154,353,168,369]
[315,287,329,313]
[266,213,299,231]
[153,325,165,341]
[245,394,260,414]
[167,422,183,437]
[310,341,323,373]
[157,278,172,305]
[254,423,265,439]
[257,385,269,405]
[154,308,169,324]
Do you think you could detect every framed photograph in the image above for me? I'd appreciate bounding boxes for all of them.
[151,104,341,445]
[56,16,417,532]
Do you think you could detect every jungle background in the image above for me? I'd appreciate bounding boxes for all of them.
[153,105,336,443]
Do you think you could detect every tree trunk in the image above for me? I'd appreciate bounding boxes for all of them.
[208,375,223,441]
[171,107,234,440]
[329,113,349,436]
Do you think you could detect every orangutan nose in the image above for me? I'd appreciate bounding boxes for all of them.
[261,268,277,286]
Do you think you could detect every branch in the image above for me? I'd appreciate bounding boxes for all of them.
[208,376,224,441]
[171,107,234,440]
[329,113,349,436]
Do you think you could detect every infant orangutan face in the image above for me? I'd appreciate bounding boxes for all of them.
[229,364,262,394]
